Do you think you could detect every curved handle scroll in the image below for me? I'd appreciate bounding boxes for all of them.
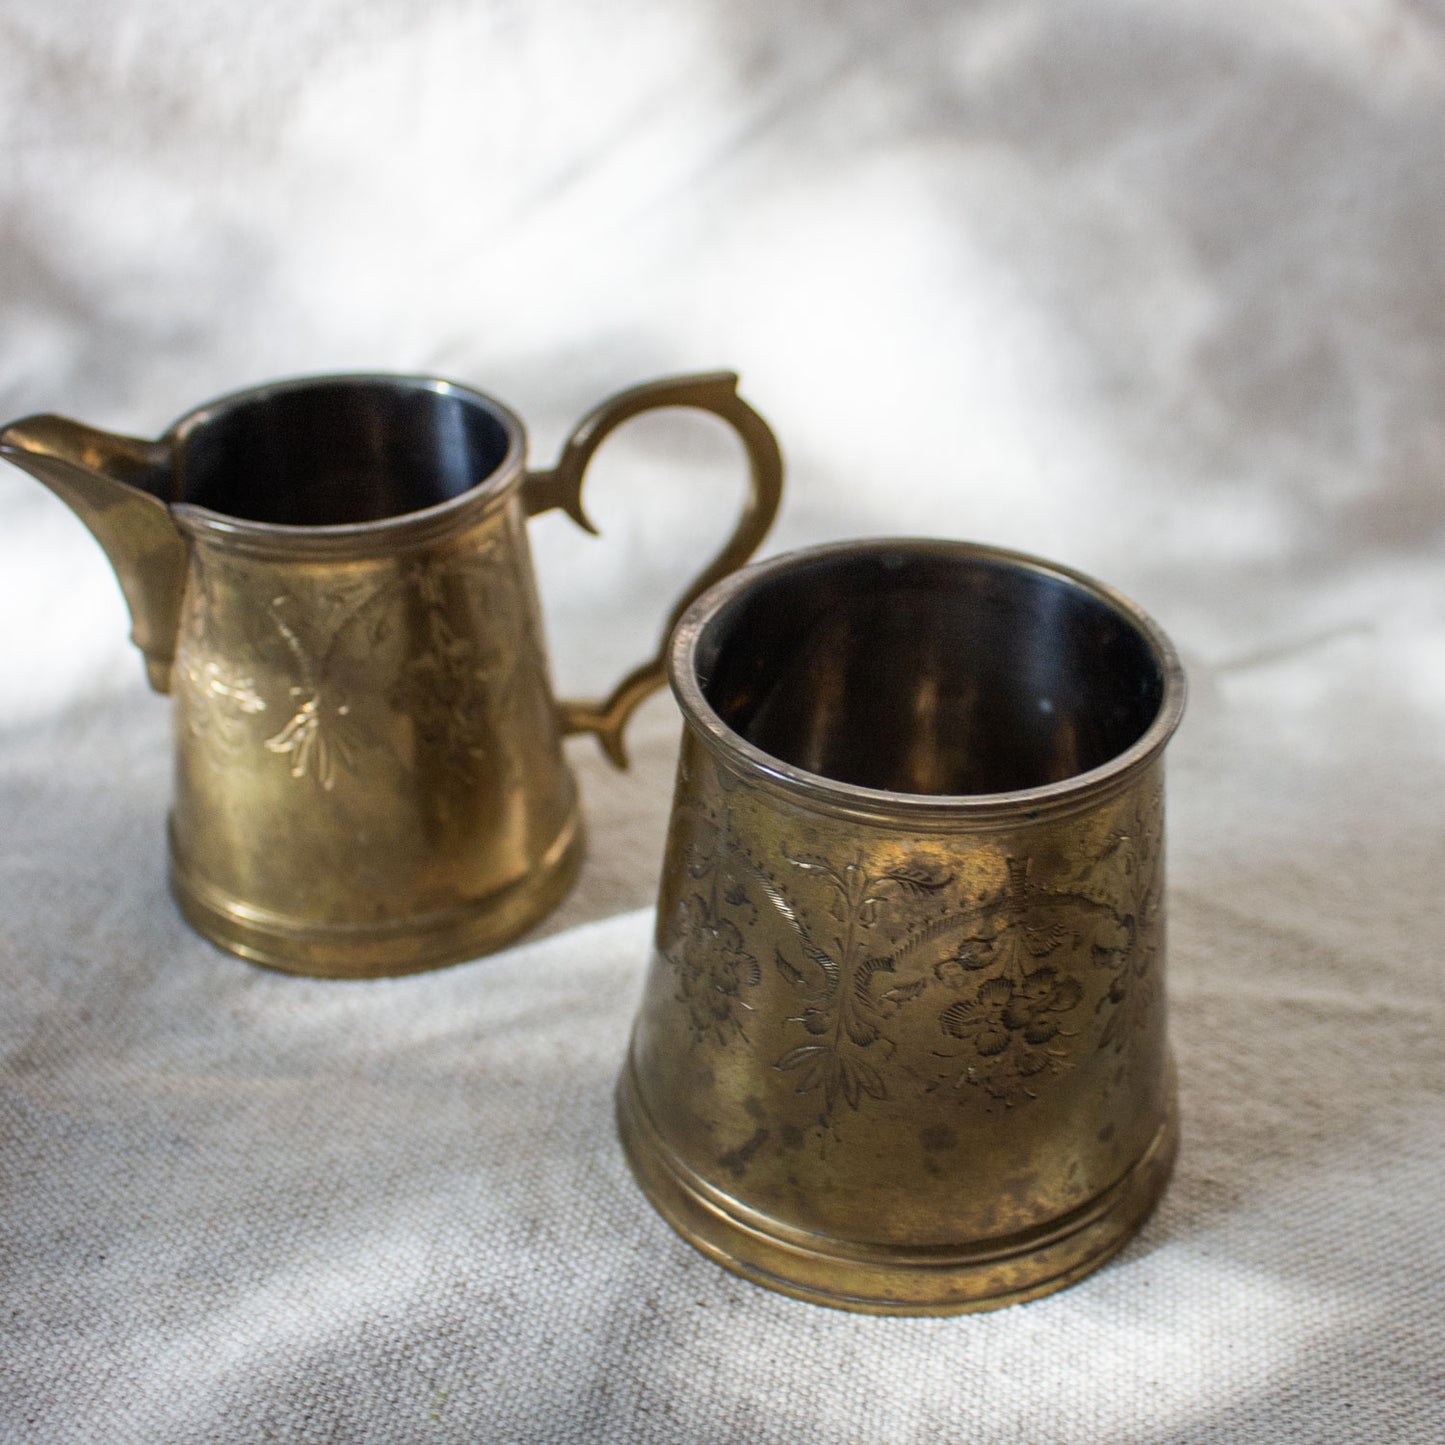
[523,371,783,768]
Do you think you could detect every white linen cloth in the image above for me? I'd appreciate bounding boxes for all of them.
[2,2,1442,1440]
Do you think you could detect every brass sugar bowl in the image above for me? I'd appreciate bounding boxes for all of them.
[618,539,1186,1313]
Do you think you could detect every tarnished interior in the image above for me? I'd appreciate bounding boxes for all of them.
[695,547,1165,795]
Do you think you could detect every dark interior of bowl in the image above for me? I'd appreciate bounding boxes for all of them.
[693,547,1167,796]
[175,380,513,525]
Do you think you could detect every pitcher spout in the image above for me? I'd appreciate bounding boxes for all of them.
[0,415,188,693]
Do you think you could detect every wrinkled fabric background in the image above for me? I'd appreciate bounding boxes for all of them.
[2,2,1443,1441]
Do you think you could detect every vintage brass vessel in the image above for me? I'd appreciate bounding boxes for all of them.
[0,372,782,977]
[618,539,1186,1313]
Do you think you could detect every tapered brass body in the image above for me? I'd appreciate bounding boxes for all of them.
[619,540,1186,1313]
[0,373,782,976]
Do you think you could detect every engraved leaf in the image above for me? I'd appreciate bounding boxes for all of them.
[853,955,895,1002]
[775,1045,828,1072]
[1024,922,1072,957]
[723,879,749,909]
[711,917,747,954]
[801,941,841,995]
[880,979,927,1006]
[954,939,998,971]
[264,700,316,756]
[269,604,314,683]
[1016,1048,1050,1078]
[788,852,837,875]
[752,870,804,931]
[787,853,846,895]
[976,1026,1011,1057]
[853,1059,886,1101]
[1097,1006,1123,1052]
[891,906,997,969]
[774,947,809,993]
[977,975,1015,1006]
[939,1000,973,1039]
[844,1011,880,1048]
[879,866,953,897]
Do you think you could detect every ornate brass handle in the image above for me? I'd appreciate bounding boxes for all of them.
[523,371,784,767]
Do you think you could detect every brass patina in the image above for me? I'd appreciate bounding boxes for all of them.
[618,539,1186,1313]
[0,372,782,977]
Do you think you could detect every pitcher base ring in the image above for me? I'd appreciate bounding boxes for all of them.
[169,812,584,979]
[616,1059,1177,1316]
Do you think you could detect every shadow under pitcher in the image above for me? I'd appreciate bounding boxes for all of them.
[0,372,782,977]
[618,538,1186,1313]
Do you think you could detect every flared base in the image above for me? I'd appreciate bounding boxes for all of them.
[616,1056,1178,1315]
[169,811,584,979]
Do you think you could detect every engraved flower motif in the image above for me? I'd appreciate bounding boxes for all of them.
[263,692,355,790]
[391,617,497,770]
[938,966,1084,1098]
[181,659,267,745]
[671,895,761,1045]
[933,936,998,986]
[192,661,266,715]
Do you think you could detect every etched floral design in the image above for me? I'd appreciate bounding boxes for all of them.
[260,595,365,790]
[176,556,268,747]
[763,856,952,1124]
[929,855,1110,1105]
[393,549,558,782]
[662,756,762,1043]
[667,768,1165,1119]
[180,659,267,744]
[182,543,550,790]
[671,894,761,1045]
[937,966,1084,1098]
[1091,784,1165,1056]
[263,691,355,789]
[932,858,1077,980]
[390,607,498,775]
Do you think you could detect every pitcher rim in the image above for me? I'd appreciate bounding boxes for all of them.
[166,372,528,551]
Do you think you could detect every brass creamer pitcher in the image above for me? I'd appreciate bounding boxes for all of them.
[1,372,782,977]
